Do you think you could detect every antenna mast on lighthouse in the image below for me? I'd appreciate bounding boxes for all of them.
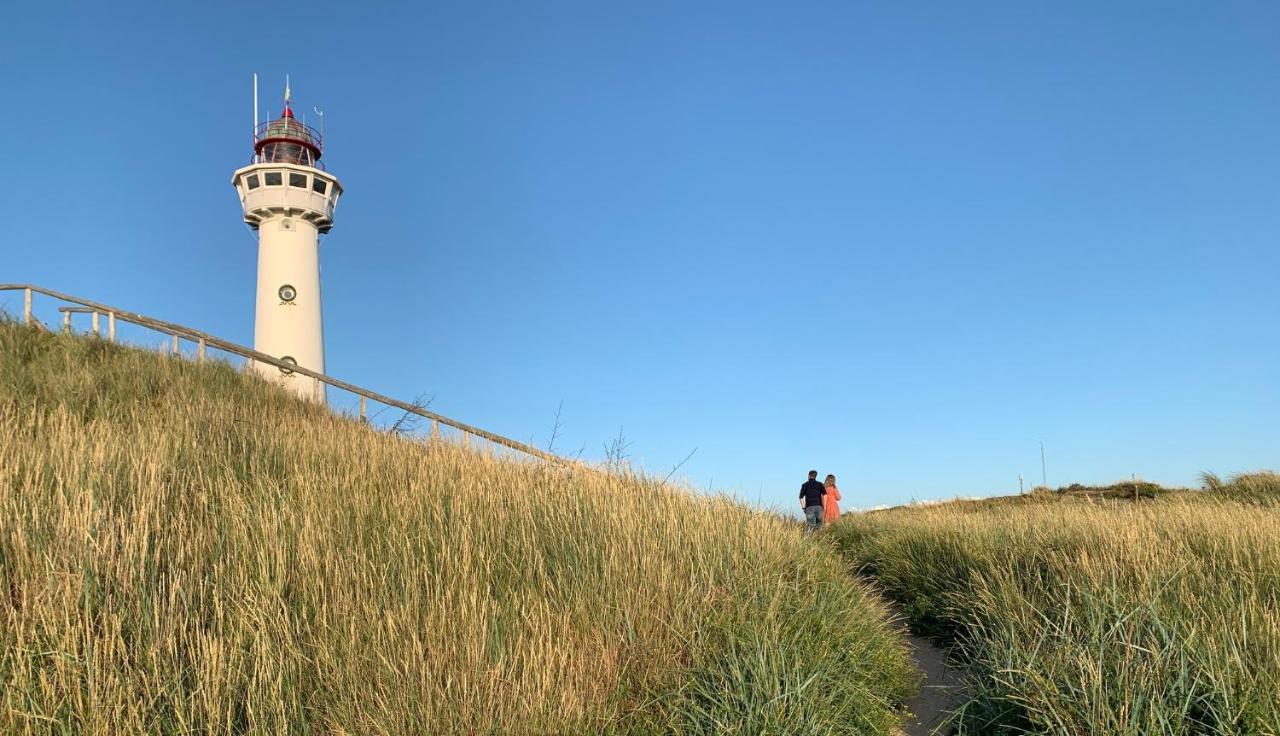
[252,73,259,149]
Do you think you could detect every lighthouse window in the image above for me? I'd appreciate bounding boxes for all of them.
[264,171,283,186]
[289,172,308,188]
[278,284,297,302]
[312,178,328,194]
[245,174,260,190]
[278,356,298,375]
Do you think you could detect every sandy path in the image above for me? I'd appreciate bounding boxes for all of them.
[893,612,966,735]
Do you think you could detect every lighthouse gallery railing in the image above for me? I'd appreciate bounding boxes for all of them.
[2,283,563,464]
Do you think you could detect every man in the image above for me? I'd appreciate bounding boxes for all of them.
[800,470,827,532]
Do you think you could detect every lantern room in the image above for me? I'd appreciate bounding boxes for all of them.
[254,105,323,168]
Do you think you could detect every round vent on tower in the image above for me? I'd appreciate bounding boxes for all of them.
[278,284,297,303]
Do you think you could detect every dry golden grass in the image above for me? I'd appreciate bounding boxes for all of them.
[833,488,1280,735]
[0,322,915,734]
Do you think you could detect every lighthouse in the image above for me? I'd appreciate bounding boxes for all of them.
[231,79,342,402]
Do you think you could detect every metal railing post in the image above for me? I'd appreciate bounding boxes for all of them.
[197,338,206,362]
[91,311,100,337]
[23,288,31,325]
[108,312,116,342]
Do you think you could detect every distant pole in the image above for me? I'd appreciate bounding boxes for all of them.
[1019,474,1024,493]
[1040,442,1047,488]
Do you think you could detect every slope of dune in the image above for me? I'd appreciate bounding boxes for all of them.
[0,321,915,734]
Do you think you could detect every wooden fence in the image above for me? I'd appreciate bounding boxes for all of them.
[2,283,562,464]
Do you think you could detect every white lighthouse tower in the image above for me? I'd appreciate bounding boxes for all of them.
[231,80,342,402]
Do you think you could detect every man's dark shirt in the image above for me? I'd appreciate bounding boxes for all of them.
[800,479,826,508]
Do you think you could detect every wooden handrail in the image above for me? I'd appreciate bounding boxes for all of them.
[3,283,562,464]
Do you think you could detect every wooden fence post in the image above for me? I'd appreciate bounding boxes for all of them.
[108,312,116,342]
[62,311,71,332]
[171,334,179,354]
[198,338,206,362]
[91,312,100,336]
[359,395,367,422]
[23,288,31,326]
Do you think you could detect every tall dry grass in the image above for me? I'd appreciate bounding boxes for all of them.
[833,487,1280,735]
[0,321,915,734]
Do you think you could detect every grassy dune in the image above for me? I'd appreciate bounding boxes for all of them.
[0,321,915,734]
[832,482,1280,735]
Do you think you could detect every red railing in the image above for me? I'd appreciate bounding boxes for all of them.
[254,119,322,150]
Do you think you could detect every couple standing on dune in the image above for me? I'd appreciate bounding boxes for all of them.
[799,470,842,532]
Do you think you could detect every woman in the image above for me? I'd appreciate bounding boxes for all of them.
[823,474,842,524]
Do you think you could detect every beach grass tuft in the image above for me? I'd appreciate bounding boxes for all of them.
[832,481,1280,735]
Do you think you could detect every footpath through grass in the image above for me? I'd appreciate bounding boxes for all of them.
[0,321,915,734]
[832,482,1280,735]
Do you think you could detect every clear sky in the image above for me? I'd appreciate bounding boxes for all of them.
[3,1,1276,512]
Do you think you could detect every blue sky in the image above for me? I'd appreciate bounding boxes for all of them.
[3,1,1276,511]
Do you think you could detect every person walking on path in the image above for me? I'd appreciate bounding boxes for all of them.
[823,474,842,524]
[800,470,827,532]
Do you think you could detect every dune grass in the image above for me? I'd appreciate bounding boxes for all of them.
[0,321,915,734]
[831,482,1280,735]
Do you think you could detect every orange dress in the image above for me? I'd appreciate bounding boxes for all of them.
[823,484,842,523]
